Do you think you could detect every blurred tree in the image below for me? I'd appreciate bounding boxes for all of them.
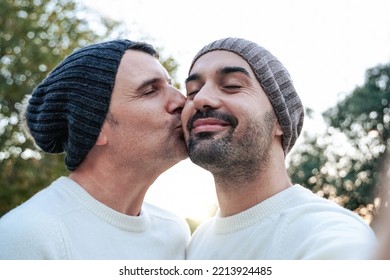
[288,63,390,223]
[159,54,181,89]
[0,0,181,216]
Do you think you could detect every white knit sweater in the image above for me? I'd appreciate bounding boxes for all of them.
[186,185,376,259]
[0,177,190,259]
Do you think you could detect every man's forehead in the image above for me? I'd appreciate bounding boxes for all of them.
[189,50,254,78]
[117,50,169,82]
[193,50,247,66]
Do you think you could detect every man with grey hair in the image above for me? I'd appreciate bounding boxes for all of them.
[0,39,190,259]
[182,37,376,259]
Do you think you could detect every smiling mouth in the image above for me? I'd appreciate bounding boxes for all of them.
[191,118,229,133]
[187,110,238,135]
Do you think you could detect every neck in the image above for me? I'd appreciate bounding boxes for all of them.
[69,161,160,216]
[213,153,292,217]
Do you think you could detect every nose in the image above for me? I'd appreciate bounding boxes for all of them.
[192,85,220,112]
[168,86,186,115]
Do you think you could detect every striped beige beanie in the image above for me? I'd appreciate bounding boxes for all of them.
[189,37,304,155]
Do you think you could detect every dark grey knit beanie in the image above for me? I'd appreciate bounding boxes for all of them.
[25,39,136,171]
[189,37,304,155]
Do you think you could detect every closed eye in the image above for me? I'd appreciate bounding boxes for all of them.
[145,90,157,95]
[186,90,199,99]
[143,85,159,96]
[223,84,242,93]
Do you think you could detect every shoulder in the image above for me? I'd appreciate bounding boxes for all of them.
[142,202,191,235]
[0,207,68,259]
[283,185,372,229]
[143,202,185,222]
[1,177,79,219]
[0,178,72,259]
[277,185,377,259]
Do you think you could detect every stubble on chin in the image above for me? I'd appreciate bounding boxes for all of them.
[188,129,233,169]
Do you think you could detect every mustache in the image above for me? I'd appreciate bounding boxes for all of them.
[187,110,238,131]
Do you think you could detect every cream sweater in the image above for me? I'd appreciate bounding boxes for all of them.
[187,185,376,259]
[0,177,190,259]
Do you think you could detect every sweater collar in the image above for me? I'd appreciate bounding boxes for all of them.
[213,185,304,234]
[57,176,149,232]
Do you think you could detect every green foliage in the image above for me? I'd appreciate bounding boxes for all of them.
[325,64,390,147]
[288,63,390,222]
[160,55,181,89]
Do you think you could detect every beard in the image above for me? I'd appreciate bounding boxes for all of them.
[187,109,276,185]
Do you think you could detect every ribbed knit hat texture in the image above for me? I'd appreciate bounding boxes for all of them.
[189,37,304,155]
[26,39,135,171]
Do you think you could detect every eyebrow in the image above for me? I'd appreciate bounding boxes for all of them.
[185,66,251,84]
[185,73,201,84]
[219,66,251,77]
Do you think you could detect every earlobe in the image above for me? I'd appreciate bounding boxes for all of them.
[274,122,283,136]
[95,131,108,146]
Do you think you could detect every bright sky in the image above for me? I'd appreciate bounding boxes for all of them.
[81,0,390,221]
